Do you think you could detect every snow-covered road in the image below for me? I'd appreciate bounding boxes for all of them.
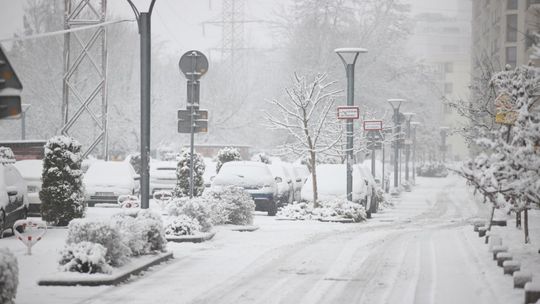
[59,175,519,304]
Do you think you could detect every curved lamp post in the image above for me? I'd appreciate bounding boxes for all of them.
[335,47,367,201]
[403,112,415,182]
[388,99,406,189]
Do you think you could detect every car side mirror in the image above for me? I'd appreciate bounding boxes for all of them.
[6,186,18,196]
[134,175,141,181]
[275,176,282,183]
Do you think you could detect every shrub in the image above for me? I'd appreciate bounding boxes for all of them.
[66,219,131,266]
[0,147,15,164]
[173,149,206,197]
[164,215,202,236]
[168,197,213,232]
[112,210,167,256]
[276,202,313,220]
[0,248,18,304]
[216,147,241,173]
[59,241,112,274]
[40,136,85,226]
[314,199,367,222]
[205,187,255,225]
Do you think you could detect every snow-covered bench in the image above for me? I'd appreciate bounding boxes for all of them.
[524,281,540,304]
[495,252,512,267]
[514,271,533,288]
[491,245,509,260]
[502,260,520,275]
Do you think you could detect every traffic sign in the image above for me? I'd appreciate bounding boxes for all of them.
[177,109,208,133]
[363,120,383,131]
[179,50,209,80]
[0,46,22,119]
[337,106,359,119]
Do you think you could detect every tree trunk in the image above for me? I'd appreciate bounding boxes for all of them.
[487,203,496,231]
[310,150,319,208]
[516,210,521,228]
[524,207,530,244]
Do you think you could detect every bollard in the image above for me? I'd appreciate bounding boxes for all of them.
[13,219,47,255]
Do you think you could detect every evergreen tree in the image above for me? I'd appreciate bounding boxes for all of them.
[216,147,241,173]
[39,136,85,226]
[174,149,206,197]
[0,147,16,164]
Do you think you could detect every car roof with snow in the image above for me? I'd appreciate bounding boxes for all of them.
[13,159,43,180]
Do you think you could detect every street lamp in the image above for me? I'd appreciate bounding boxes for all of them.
[335,47,367,201]
[403,112,415,182]
[439,126,449,162]
[127,0,157,209]
[388,99,406,190]
[411,121,421,185]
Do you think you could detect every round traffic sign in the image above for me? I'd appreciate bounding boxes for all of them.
[179,50,209,80]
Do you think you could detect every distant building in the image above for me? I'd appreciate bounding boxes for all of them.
[0,140,46,160]
[406,0,472,161]
[472,0,539,70]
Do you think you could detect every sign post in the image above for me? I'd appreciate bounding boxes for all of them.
[178,50,209,198]
[364,120,384,178]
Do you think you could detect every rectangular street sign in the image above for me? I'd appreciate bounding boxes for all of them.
[337,106,359,119]
[177,109,208,133]
[363,120,383,131]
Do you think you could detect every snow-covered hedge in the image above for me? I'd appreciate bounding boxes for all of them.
[205,186,255,225]
[167,197,213,232]
[0,147,16,164]
[164,215,202,236]
[112,209,167,255]
[66,219,131,266]
[277,199,367,222]
[59,241,112,274]
[173,149,205,197]
[40,136,85,226]
[0,248,18,304]
[216,147,241,173]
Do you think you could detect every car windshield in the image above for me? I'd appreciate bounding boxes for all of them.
[213,162,272,186]
[13,160,43,180]
[85,162,133,184]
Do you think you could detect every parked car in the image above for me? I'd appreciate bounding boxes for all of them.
[13,160,43,217]
[0,163,29,237]
[268,163,294,206]
[358,165,381,215]
[211,161,278,216]
[150,161,177,194]
[301,164,374,217]
[202,158,217,188]
[83,161,140,206]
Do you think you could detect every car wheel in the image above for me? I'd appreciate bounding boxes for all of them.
[267,200,277,216]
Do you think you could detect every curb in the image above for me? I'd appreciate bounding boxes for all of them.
[318,218,356,223]
[229,225,259,232]
[38,251,173,286]
[166,231,216,243]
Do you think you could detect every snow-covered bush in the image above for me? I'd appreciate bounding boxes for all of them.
[277,202,313,220]
[216,147,241,173]
[164,215,202,236]
[251,152,271,164]
[111,210,167,255]
[0,248,18,304]
[66,219,131,266]
[0,147,15,164]
[167,197,213,232]
[40,136,85,226]
[204,186,255,225]
[58,241,112,274]
[173,149,205,197]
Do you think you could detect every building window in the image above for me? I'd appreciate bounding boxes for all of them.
[506,46,517,67]
[507,0,518,9]
[506,14,518,42]
[444,82,453,94]
[444,62,454,73]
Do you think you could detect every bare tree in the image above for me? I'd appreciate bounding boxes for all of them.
[265,73,341,207]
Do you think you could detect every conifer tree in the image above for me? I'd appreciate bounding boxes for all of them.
[174,149,206,197]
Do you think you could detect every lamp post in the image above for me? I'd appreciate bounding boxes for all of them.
[388,99,406,189]
[411,122,421,185]
[439,126,449,162]
[335,47,367,201]
[403,112,415,182]
[127,0,157,209]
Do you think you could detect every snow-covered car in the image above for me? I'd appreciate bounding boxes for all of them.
[291,164,310,201]
[301,164,374,217]
[211,161,279,216]
[358,165,380,215]
[83,161,140,206]
[13,160,43,216]
[268,163,294,206]
[150,161,177,194]
[202,158,217,188]
[0,163,29,237]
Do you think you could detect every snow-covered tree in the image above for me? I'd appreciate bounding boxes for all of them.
[173,149,205,197]
[216,147,241,173]
[265,73,341,207]
[0,247,18,304]
[0,147,16,164]
[39,136,85,226]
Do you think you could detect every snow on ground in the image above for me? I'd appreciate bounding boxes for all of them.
[0,174,537,303]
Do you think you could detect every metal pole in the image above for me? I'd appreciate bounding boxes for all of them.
[371,148,375,178]
[412,126,417,185]
[21,111,26,140]
[188,53,197,199]
[382,143,387,192]
[139,12,151,209]
[393,108,399,188]
[346,64,354,201]
[405,119,411,181]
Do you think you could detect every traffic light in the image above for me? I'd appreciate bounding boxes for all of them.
[0,46,23,119]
